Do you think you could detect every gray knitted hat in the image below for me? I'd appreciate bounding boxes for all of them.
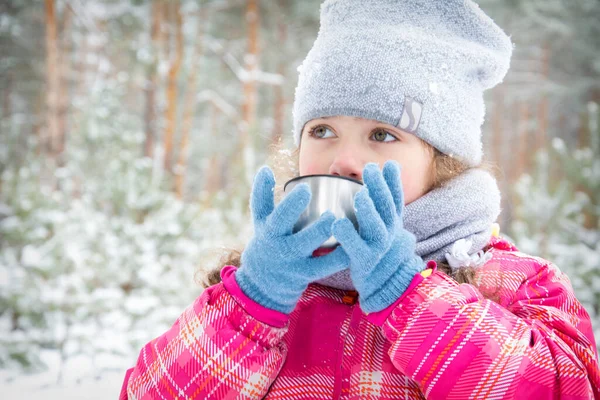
[292,0,513,166]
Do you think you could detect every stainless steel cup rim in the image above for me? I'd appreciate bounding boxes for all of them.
[283,174,363,248]
[283,174,363,192]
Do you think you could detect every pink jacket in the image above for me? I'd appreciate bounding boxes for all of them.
[120,237,600,399]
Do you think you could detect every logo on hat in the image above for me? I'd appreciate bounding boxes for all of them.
[399,97,423,133]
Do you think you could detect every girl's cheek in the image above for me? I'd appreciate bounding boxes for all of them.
[300,149,330,176]
[401,178,418,204]
[301,162,322,176]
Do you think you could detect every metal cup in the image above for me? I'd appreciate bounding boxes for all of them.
[283,175,363,248]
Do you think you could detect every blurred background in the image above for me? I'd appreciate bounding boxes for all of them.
[0,0,599,397]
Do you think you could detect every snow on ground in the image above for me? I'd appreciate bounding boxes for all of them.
[2,350,131,399]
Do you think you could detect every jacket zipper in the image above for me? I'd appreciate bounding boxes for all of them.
[333,294,360,399]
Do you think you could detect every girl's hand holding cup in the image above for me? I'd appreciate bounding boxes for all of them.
[332,161,426,313]
[236,166,350,314]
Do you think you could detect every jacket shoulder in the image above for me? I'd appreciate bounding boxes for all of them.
[475,236,572,305]
[484,235,555,271]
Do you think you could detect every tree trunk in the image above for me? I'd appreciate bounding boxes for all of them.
[0,71,11,195]
[2,71,11,122]
[272,68,285,145]
[491,86,511,228]
[145,0,162,159]
[272,2,286,146]
[66,11,89,172]
[239,0,259,163]
[44,0,60,160]
[536,98,548,152]
[32,94,45,157]
[577,110,590,149]
[175,7,207,199]
[56,5,73,159]
[536,44,550,152]
[515,101,530,181]
[491,87,504,167]
[203,102,223,205]
[575,105,598,231]
[163,0,183,175]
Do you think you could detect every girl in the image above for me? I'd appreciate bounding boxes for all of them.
[120,0,600,398]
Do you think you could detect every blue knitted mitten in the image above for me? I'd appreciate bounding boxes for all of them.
[332,161,425,313]
[236,166,350,314]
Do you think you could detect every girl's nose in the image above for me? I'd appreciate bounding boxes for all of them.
[328,145,364,181]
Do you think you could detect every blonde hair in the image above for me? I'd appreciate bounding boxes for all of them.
[198,141,497,290]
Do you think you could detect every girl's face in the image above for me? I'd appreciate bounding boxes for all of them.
[299,116,435,204]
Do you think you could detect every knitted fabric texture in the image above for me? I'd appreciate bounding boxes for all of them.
[405,167,501,262]
[235,166,350,313]
[331,162,425,313]
[292,0,513,166]
[317,168,500,290]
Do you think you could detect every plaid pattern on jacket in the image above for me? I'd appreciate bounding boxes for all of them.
[120,237,600,399]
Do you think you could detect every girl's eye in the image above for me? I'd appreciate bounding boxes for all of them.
[309,125,336,139]
[372,129,397,142]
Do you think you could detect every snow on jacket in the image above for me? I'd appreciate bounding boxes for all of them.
[120,237,600,399]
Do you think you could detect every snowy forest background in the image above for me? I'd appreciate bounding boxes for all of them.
[0,0,599,397]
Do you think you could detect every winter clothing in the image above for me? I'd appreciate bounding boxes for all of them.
[235,166,349,313]
[332,161,425,313]
[120,237,600,399]
[292,0,513,166]
[120,0,600,396]
[316,164,501,291]
[404,167,501,264]
[291,0,507,292]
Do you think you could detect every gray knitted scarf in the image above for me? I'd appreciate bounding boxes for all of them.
[316,169,501,290]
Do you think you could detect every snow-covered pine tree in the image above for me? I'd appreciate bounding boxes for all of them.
[510,102,600,349]
[0,82,248,375]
